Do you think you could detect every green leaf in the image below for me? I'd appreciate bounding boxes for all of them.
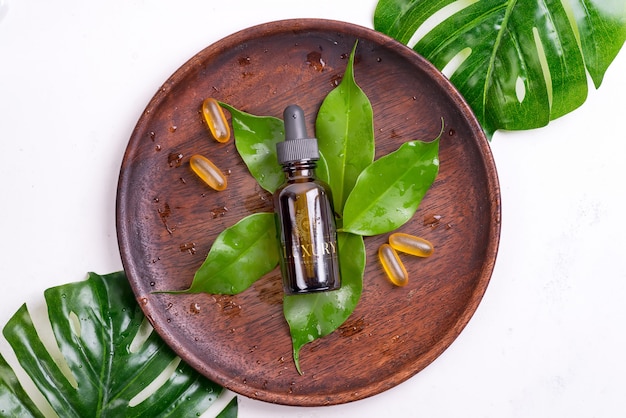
[342,137,440,236]
[315,41,375,214]
[316,150,331,186]
[185,213,279,294]
[570,1,626,88]
[215,396,238,418]
[220,103,285,194]
[283,232,365,374]
[1,272,230,417]
[0,355,43,417]
[374,0,626,136]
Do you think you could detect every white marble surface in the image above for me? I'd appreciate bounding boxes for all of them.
[1,1,625,417]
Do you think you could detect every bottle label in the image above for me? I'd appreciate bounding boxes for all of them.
[282,238,337,261]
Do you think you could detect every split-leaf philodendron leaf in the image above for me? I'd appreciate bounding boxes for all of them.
[0,272,237,417]
[374,0,626,137]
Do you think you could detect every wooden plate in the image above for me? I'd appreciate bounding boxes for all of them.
[116,19,500,406]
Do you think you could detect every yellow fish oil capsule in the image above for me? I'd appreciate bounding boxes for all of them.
[389,233,434,257]
[378,243,408,287]
[201,97,230,143]
[189,154,227,191]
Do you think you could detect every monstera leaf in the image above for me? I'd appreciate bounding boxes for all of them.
[0,272,237,417]
[374,0,626,136]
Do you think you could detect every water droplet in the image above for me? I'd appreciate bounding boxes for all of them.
[306,51,325,72]
[168,152,184,167]
[169,125,177,133]
[423,213,443,228]
[190,302,201,314]
[180,242,197,255]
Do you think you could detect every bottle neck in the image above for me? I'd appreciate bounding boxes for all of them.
[282,159,317,181]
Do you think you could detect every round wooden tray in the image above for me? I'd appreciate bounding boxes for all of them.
[116,19,501,406]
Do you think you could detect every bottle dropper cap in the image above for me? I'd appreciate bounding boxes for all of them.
[276,104,320,165]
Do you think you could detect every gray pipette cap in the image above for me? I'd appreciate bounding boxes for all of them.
[276,104,319,165]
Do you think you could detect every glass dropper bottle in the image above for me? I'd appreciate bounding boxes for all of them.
[274,104,341,295]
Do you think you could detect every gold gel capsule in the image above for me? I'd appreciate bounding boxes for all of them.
[201,97,230,143]
[378,243,408,287]
[389,233,434,257]
[189,154,227,191]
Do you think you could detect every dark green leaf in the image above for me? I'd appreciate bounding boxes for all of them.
[374,0,626,136]
[0,355,43,417]
[221,103,285,194]
[283,232,365,374]
[215,396,238,418]
[315,42,375,214]
[342,137,440,236]
[1,272,228,417]
[186,213,279,294]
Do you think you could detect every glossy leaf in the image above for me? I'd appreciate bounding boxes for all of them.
[221,103,285,194]
[315,42,375,214]
[283,232,366,374]
[374,0,626,136]
[0,272,231,417]
[0,355,42,417]
[215,396,238,418]
[316,150,331,186]
[342,137,440,236]
[186,213,279,294]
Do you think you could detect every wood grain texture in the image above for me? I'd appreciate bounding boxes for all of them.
[116,19,501,406]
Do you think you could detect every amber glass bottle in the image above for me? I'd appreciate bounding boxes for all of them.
[274,104,340,295]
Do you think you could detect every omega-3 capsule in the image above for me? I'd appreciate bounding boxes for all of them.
[389,233,434,257]
[378,243,409,287]
[201,97,230,143]
[189,154,227,191]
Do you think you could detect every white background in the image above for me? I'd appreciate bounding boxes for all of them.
[1,1,625,417]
